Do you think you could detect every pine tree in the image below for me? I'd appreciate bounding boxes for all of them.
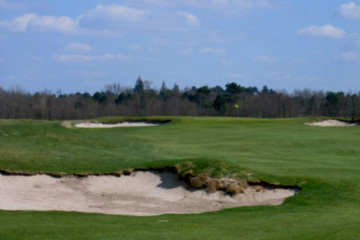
[133,76,144,93]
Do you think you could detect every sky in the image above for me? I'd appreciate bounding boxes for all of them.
[1,0,360,94]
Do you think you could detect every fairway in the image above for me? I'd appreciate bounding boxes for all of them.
[1,117,360,239]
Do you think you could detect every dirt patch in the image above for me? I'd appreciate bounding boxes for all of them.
[305,119,357,127]
[0,170,299,216]
[74,121,161,128]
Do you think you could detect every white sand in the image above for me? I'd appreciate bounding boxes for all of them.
[74,121,160,128]
[0,171,298,216]
[305,119,356,127]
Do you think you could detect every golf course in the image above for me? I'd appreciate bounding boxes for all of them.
[0,117,359,239]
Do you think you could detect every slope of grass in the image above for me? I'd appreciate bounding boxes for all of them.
[1,117,360,239]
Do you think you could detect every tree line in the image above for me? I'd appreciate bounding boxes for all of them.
[1,76,360,120]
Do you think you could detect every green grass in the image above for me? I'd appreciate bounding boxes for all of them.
[1,117,360,239]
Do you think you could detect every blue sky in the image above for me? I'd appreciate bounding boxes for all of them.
[1,0,360,94]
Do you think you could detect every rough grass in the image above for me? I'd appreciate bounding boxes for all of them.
[1,117,360,239]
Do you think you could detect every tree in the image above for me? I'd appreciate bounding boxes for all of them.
[225,82,244,102]
[92,92,107,103]
[226,82,243,95]
[173,83,180,95]
[116,92,133,105]
[159,81,169,101]
[196,86,211,115]
[212,85,225,94]
[143,80,153,90]
[261,86,276,95]
[213,94,227,114]
[2,79,360,119]
[325,91,345,116]
[133,76,144,93]
[245,86,258,95]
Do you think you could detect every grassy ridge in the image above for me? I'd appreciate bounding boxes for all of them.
[1,117,360,239]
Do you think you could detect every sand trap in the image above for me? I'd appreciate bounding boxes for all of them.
[74,121,160,128]
[305,119,357,127]
[0,171,298,216]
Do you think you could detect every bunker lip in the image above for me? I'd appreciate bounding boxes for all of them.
[0,167,301,193]
[0,168,300,216]
[305,119,357,127]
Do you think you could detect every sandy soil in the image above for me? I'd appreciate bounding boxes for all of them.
[305,119,357,127]
[0,171,298,216]
[74,121,160,128]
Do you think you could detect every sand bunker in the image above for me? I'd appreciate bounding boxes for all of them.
[0,171,298,216]
[74,121,160,128]
[305,119,357,127]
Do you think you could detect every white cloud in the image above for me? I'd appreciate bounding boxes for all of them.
[53,53,132,64]
[0,14,36,32]
[1,4,200,35]
[200,47,225,55]
[184,0,287,14]
[64,43,93,53]
[83,4,148,22]
[341,52,359,61]
[79,4,200,32]
[129,0,174,7]
[53,54,114,63]
[127,0,265,9]
[298,25,347,39]
[339,2,360,19]
[130,0,283,9]
[99,54,114,61]
[0,13,79,33]
[53,54,95,63]
[84,4,200,31]
[178,11,200,26]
